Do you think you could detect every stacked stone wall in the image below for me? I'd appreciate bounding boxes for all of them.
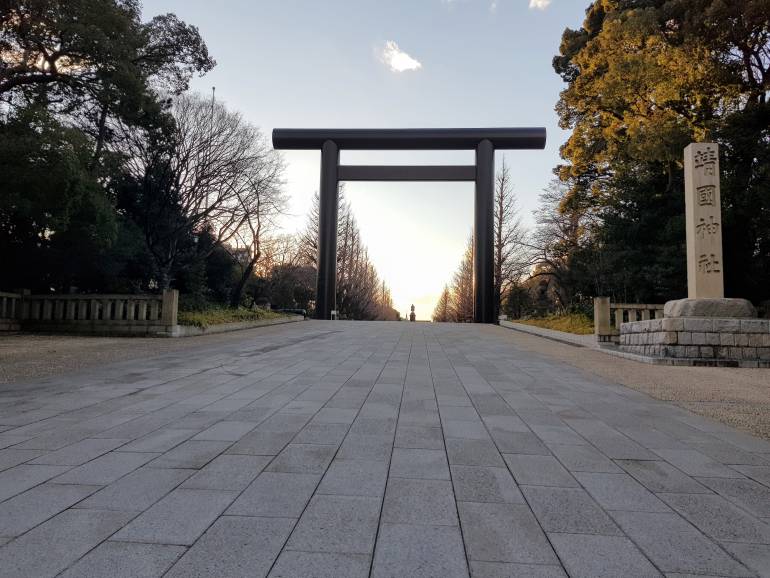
[619,318,770,361]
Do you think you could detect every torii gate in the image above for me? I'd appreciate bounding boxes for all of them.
[272,128,547,323]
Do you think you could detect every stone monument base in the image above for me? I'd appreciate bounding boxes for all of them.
[663,298,756,318]
[618,315,770,367]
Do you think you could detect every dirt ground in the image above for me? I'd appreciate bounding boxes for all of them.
[0,330,265,384]
[498,328,770,440]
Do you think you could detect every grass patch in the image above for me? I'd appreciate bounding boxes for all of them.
[178,307,283,329]
[515,313,594,335]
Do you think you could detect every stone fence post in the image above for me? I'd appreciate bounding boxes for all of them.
[15,289,30,320]
[594,297,611,342]
[161,289,179,326]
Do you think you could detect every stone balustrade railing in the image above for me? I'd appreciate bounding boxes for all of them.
[0,289,178,336]
[593,297,664,343]
[0,291,23,330]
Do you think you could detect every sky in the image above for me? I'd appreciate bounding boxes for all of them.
[143,0,588,320]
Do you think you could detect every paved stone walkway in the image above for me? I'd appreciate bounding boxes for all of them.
[0,321,769,577]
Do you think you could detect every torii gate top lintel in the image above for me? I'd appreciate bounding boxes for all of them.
[272,127,546,323]
[272,127,546,150]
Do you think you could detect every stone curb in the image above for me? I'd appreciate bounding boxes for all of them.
[169,315,306,338]
[498,320,594,348]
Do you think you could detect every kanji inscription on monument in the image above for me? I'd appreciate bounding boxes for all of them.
[684,143,724,299]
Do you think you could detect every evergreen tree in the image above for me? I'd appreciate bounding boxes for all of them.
[551,0,770,304]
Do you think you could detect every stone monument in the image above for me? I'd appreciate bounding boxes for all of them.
[685,143,723,299]
[409,305,416,322]
[666,142,755,319]
[618,143,769,366]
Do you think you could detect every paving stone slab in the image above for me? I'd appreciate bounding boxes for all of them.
[531,424,587,446]
[469,561,567,577]
[29,438,128,466]
[0,449,45,472]
[181,454,270,491]
[0,508,134,578]
[165,515,294,578]
[687,440,769,466]
[611,510,754,576]
[450,465,524,504]
[294,422,350,446]
[76,466,194,512]
[381,477,458,526]
[286,494,381,554]
[227,430,295,456]
[439,405,481,421]
[268,551,371,578]
[653,449,745,478]
[564,419,659,460]
[0,482,98,537]
[457,501,559,565]
[491,431,551,455]
[58,541,185,578]
[549,533,661,578]
[336,434,393,461]
[390,448,450,480]
[503,454,578,487]
[192,420,259,442]
[522,485,622,535]
[394,425,444,449]
[148,440,230,469]
[266,444,337,475]
[482,414,531,433]
[313,408,359,424]
[120,428,199,453]
[696,476,770,518]
[226,471,320,518]
[574,472,670,512]
[0,464,71,502]
[618,459,710,494]
[398,410,441,427]
[659,492,770,544]
[371,523,469,578]
[731,464,770,487]
[721,542,770,578]
[317,459,388,497]
[446,438,505,467]
[53,451,158,485]
[112,488,236,545]
[548,443,622,473]
[442,419,490,440]
[349,417,397,436]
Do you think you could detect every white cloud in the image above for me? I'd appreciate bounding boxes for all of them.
[529,0,551,9]
[379,41,423,73]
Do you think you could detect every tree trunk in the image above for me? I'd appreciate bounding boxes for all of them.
[229,264,255,308]
[91,104,109,170]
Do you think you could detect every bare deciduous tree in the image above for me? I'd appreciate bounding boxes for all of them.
[296,188,394,320]
[123,92,282,289]
[494,158,530,317]
[432,285,451,322]
[528,179,596,311]
[224,144,286,306]
[449,236,474,322]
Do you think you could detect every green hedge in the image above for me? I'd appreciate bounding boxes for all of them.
[177,307,282,329]
[515,313,594,335]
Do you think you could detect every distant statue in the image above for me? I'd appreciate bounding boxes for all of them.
[409,304,416,322]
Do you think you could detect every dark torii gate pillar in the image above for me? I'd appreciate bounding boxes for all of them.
[272,128,546,323]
